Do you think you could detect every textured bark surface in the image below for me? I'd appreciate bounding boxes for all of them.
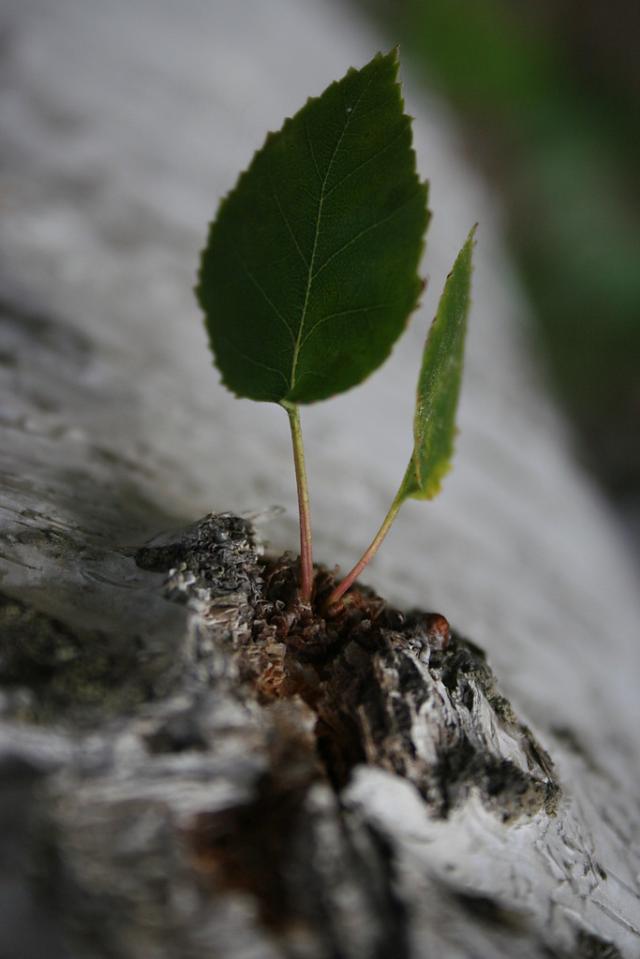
[0,513,593,958]
[1,0,639,957]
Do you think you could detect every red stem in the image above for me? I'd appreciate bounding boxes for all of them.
[327,491,404,608]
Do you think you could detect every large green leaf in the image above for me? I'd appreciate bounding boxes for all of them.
[196,50,430,405]
[400,227,476,500]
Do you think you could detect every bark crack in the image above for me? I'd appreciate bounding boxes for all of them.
[137,513,560,823]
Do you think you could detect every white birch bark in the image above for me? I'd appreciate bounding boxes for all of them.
[1,1,639,956]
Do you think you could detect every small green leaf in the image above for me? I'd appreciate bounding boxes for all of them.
[400,226,476,501]
[196,50,430,405]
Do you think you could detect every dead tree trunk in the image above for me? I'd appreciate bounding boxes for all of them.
[1,1,639,957]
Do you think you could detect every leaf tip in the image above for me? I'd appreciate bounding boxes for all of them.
[376,46,402,85]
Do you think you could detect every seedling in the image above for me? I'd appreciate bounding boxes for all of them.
[197,50,475,610]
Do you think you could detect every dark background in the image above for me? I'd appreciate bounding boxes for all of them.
[355,0,640,558]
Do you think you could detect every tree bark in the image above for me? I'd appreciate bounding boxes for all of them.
[1,1,639,957]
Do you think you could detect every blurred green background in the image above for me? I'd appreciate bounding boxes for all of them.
[355,0,640,549]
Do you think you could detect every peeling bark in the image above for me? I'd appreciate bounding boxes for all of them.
[0,513,631,958]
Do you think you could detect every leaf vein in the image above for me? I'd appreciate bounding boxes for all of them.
[304,119,322,184]
[290,66,380,391]
[237,254,296,346]
[311,192,419,282]
[299,303,387,351]
[324,123,409,200]
[272,189,309,269]
[219,334,289,389]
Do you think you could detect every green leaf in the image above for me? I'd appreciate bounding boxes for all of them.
[400,226,476,501]
[196,50,430,405]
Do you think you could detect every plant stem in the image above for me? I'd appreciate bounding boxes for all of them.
[285,403,314,604]
[327,489,405,608]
